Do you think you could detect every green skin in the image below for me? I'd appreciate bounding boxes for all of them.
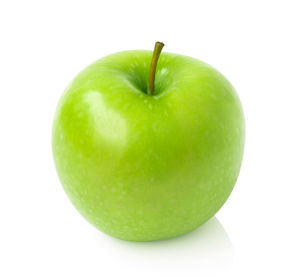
[52,50,245,241]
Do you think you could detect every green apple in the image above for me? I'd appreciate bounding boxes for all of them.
[52,42,245,241]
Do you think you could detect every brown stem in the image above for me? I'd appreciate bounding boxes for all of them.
[148,41,164,95]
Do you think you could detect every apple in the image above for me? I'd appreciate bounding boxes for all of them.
[52,42,245,241]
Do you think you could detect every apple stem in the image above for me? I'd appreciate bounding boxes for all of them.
[148,41,164,95]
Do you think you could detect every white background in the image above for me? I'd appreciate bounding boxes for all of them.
[1,0,299,277]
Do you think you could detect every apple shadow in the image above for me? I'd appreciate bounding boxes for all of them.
[108,217,234,268]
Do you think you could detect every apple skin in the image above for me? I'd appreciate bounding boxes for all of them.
[52,50,245,241]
